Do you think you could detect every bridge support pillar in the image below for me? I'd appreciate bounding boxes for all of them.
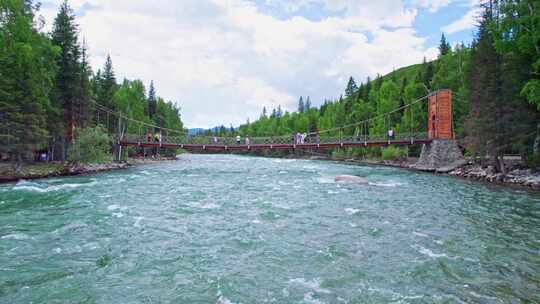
[413,140,466,173]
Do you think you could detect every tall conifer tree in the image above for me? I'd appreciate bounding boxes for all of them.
[345,76,358,97]
[439,33,451,56]
[148,80,157,119]
[98,54,117,109]
[51,0,81,141]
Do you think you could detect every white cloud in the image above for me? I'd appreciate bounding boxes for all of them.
[441,5,481,34]
[39,0,442,128]
[410,0,451,12]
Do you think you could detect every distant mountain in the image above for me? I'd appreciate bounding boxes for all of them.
[187,128,205,135]
[188,126,238,136]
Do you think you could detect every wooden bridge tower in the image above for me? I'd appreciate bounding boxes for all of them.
[428,89,453,140]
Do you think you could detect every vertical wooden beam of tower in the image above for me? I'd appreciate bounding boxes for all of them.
[428,89,453,140]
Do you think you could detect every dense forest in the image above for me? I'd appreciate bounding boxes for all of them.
[0,0,184,162]
[201,1,538,171]
[1,1,539,172]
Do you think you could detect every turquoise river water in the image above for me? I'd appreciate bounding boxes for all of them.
[0,154,539,303]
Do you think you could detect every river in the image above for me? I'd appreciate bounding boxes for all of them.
[0,154,539,303]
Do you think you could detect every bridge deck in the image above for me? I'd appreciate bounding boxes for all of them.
[120,138,432,151]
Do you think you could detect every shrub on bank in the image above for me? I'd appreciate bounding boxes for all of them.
[381,146,407,161]
[68,126,111,163]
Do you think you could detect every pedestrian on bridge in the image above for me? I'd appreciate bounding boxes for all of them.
[387,129,394,141]
[245,136,251,146]
[236,135,241,145]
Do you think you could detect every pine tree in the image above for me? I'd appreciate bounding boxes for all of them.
[78,39,92,127]
[345,76,358,97]
[51,0,82,141]
[305,96,312,111]
[298,96,305,113]
[422,58,434,90]
[439,33,451,56]
[363,77,371,101]
[148,80,157,119]
[467,2,506,172]
[96,54,117,110]
[0,0,56,161]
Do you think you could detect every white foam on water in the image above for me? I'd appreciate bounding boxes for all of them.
[303,292,326,304]
[112,212,124,218]
[368,181,404,187]
[53,247,62,254]
[13,180,97,193]
[327,190,339,194]
[107,205,128,211]
[216,290,238,304]
[274,159,296,163]
[345,208,361,215]
[200,203,220,209]
[134,217,144,228]
[113,178,126,184]
[316,177,334,184]
[469,291,497,300]
[279,171,288,174]
[289,278,331,294]
[251,219,261,224]
[413,231,429,238]
[53,221,88,235]
[1,233,30,240]
[415,245,448,259]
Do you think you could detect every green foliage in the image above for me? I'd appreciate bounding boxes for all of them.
[1,1,185,163]
[525,152,540,169]
[521,80,540,110]
[68,126,111,163]
[148,80,157,119]
[345,76,358,97]
[97,54,117,109]
[439,33,451,57]
[494,0,540,109]
[51,0,82,140]
[0,0,57,161]
[381,146,406,161]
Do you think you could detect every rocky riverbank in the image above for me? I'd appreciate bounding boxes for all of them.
[380,158,540,190]
[294,154,540,191]
[447,164,540,190]
[0,157,176,183]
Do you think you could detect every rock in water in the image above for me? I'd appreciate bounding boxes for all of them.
[335,175,368,184]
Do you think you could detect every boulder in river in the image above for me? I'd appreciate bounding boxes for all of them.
[335,175,368,184]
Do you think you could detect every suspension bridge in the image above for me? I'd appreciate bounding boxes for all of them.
[115,89,453,153]
[0,89,455,161]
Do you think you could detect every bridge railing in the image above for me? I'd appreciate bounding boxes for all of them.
[120,132,428,147]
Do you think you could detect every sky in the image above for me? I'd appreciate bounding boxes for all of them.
[38,0,481,128]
